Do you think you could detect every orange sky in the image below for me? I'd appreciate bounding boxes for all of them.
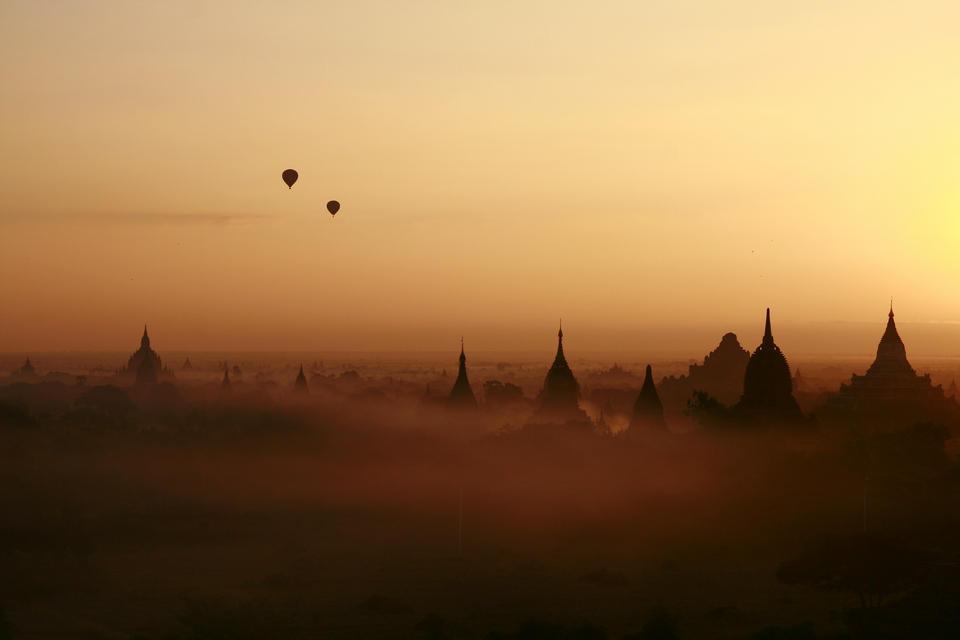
[2,1,960,353]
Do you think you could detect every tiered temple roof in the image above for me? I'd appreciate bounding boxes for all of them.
[824,305,957,423]
[120,326,172,382]
[135,354,158,387]
[658,332,751,406]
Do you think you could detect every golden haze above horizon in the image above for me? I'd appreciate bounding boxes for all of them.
[2,1,959,352]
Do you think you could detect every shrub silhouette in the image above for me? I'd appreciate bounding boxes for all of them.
[777,533,917,609]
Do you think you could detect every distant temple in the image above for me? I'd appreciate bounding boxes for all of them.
[628,365,667,431]
[531,324,590,424]
[119,326,173,382]
[220,369,232,397]
[823,305,958,426]
[135,354,158,387]
[294,365,309,394]
[659,333,751,406]
[181,358,194,372]
[733,309,805,425]
[11,357,38,379]
[447,340,478,409]
[585,363,640,389]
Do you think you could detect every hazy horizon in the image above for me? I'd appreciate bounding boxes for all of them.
[4,1,960,353]
[7,316,960,359]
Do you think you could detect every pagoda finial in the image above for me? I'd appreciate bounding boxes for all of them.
[889,298,894,319]
[764,308,772,340]
[141,325,150,349]
[558,319,563,340]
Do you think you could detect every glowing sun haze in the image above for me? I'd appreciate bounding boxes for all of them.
[2,1,959,353]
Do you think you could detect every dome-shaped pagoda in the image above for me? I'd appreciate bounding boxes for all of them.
[734,309,804,425]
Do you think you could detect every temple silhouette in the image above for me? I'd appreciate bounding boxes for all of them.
[823,304,959,426]
[135,353,158,387]
[659,332,751,407]
[219,369,232,397]
[10,357,38,381]
[531,324,590,425]
[628,365,667,432]
[447,340,478,409]
[732,309,805,425]
[119,326,173,383]
[294,365,309,394]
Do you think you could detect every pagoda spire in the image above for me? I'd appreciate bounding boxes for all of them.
[763,308,773,343]
[220,369,232,397]
[880,301,903,346]
[448,338,477,409]
[554,320,566,364]
[629,364,666,431]
[294,364,309,393]
[533,321,586,423]
[141,325,150,349]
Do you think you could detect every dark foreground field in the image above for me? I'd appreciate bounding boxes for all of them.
[2,399,958,639]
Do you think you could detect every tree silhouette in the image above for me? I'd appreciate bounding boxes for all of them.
[777,532,917,609]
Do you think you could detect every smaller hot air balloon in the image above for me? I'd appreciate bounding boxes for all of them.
[282,169,298,189]
[326,200,340,216]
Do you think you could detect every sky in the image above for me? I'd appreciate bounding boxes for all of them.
[2,1,960,354]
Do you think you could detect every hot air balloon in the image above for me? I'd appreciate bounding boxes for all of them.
[282,169,298,189]
[326,200,340,216]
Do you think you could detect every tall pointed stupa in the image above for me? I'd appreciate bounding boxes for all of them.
[531,323,590,424]
[733,309,805,425]
[448,339,478,409]
[294,365,309,394]
[629,365,667,431]
[824,303,958,425]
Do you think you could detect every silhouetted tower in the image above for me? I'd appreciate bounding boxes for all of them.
[448,339,478,409]
[20,358,35,375]
[530,322,591,425]
[539,323,581,411]
[948,379,958,399]
[136,353,158,387]
[294,365,309,394]
[121,325,169,381]
[220,369,232,396]
[629,365,667,431]
[734,309,804,424]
